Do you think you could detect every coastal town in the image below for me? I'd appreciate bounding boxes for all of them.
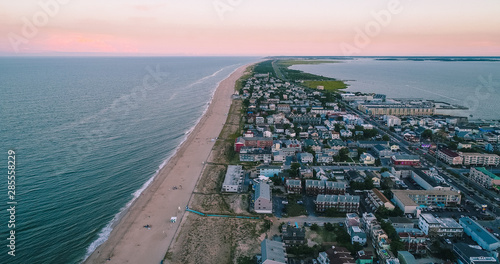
[173,60,500,264]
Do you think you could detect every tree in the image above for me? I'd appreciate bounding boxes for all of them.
[310,223,319,231]
[382,134,390,141]
[288,163,301,178]
[375,158,382,166]
[339,148,350,162]
[324,222,334,231]
[422,129,433,139]
[364,177,374,190]
[390,240,405,255]
[380,167,390,173]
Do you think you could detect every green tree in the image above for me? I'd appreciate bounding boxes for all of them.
[310,223,319,231]
[339,148,349,162]
[382,134,390,141]
[324,223,334,231]
[380,167,390,173]
[422,129,433,139]
[390,240,405,255]
[364,177,374,190]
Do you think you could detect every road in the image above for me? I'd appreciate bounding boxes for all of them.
[345,104,500,217]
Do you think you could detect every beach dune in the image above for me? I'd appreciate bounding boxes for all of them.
[84,63,252,264]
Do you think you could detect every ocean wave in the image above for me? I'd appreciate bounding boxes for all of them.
[81,62,244,263]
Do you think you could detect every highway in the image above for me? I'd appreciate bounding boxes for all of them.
[345,104,500,218]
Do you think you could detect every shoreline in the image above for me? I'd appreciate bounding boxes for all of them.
[84,62,255,264]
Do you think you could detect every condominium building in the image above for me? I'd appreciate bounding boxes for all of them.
[418,214,463,238]
[437,148,463,165]
[469,167,500,189]
[314,194,360,213]
[460,152,500,166]
[222,165,244,193]
[285,179,302,194]
[305,180,346,196]
[392,190,461,215]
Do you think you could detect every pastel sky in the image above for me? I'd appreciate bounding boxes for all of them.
[1,0,499,56]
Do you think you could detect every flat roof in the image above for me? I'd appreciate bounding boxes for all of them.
[412,169,446,188]
[453,243,497,264]
[459,217,500,245]
[392,154,420,161]
[392,189,460,206]
[223,165,243,186]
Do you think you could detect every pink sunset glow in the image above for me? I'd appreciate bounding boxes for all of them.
[1,0,499,56]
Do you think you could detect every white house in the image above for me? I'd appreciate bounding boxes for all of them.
[360,153,376,165]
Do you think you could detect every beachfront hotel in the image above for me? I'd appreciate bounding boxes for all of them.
[392,189,461,215]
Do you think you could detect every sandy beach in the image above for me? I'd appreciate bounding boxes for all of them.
[84,63,253,264]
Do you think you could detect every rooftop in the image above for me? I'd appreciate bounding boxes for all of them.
[453,243,497,264]
[474,167,500,180]
[316,194,360,204]
[261,239,287,264]
[459,217,500,245]
[255,181,271,201]
[392,154,420,161]
[439,148,460,157]
[392,189,460,206]
[223,165,243,186]
[371,188,391,204]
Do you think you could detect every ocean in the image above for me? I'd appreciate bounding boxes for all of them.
[0,57,257,264]
[291,58,500,120]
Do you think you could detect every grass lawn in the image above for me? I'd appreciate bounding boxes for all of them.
[286,203,307,217]
[314,227,336,244]
[277,59,339,68]
[303,80,347,91]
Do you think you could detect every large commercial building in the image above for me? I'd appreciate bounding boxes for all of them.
[460,152,500,166]
[418,214,463,238]
[222,165,244,193]
[469,167,500,189]
[459,217,500,251]
[392,190,461,215]
[239,147,272,163]
[314,194,360,213]
[453,243,498,264]
[410,169,451,191]
[391,154,420,166]
[358,102,435,116]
